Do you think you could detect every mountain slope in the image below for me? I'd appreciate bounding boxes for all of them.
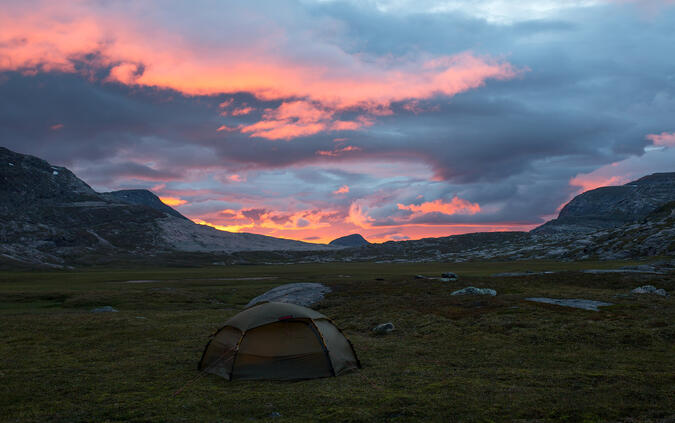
[0,147,331,267]
[533,173,675,234]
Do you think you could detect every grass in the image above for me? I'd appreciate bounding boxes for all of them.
[0,260,673,422]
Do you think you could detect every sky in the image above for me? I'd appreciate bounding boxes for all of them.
[1,0,674,243]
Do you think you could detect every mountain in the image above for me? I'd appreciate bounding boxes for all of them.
[1,146,672,268]
[533,173,675,234]
[0,147,331,268]
[329,234,370,247]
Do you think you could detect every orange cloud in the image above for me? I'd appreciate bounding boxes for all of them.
[231,106,255,116]
[160,196,187,207]
[194,218,254,233]
[397,197,481,215]
[228,174,245,182]
[646,132,675,146]
[333,185,349,194]
[347,201,376,229]
[50,123,64,131]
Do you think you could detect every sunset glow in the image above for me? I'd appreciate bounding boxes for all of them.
[2,0,674,244]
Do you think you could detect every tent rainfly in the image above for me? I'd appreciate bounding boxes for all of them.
[198,302,360,380]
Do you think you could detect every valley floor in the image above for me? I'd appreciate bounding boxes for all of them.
[0,260,673,422]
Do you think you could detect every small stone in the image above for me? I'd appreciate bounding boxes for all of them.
[373,322,395,334]
[451,287,497,296]
[269,412,281,418]
[631,285,668,296]
[92,306,118,313]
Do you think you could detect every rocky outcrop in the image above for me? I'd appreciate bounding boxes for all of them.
[533,173,675,234]
[245,283,332,308]
[329,234,370,247]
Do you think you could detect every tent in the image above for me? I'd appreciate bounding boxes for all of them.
[198,302,360,380]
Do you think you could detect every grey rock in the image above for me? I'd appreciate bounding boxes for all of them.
[525,298,613,311]
[92,306,118,313]
[373,322,395,334]
[451,287,497,296]
[441,272,458,281]
[631,285,668,296]
[246,283,331,308]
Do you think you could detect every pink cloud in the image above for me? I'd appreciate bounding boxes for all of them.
[646,132,675,146]
[50,123,64,131]
[0,1,521,139]
[333,185,349,194]
[240,101,371,140]
[216,124,238,132]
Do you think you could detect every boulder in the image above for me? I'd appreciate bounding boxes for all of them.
[246,283,331,308]
[631,285,668,296]
[451,287,496,296]
[373,322,395,334]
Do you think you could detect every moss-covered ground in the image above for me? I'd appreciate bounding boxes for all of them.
[1,260,673,422]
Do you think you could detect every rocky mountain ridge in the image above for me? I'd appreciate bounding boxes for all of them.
[0,147,332,268]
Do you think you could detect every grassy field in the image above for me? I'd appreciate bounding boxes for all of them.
[0,260,673,422]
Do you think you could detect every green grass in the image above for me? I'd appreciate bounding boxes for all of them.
[0,260,673,422]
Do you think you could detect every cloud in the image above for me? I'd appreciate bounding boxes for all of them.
[160,196,187,207]
[647,132,675,147]
[0,0,519,142]
[333,185,350,194]
[397,197,481,215]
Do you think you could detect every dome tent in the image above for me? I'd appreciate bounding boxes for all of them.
[198,302,360,380]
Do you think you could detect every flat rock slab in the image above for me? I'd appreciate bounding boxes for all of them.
[582,269,664,275]
[92,306,118,313]
[246,283,331,308]
[451,287,497,296]
[525,297,613,311]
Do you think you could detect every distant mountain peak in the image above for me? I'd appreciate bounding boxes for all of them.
[329,233,370,247]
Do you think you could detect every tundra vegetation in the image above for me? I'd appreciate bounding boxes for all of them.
[1,260,673,422]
